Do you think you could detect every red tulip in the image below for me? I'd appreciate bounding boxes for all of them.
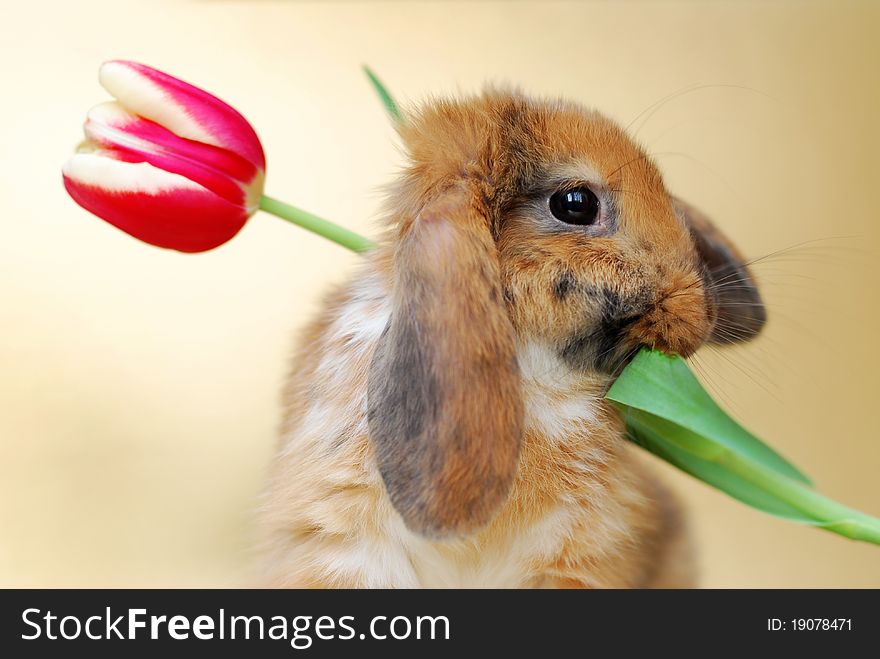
[63,61,265,252]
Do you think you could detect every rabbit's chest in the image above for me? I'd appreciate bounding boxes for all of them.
[396,505,576,588]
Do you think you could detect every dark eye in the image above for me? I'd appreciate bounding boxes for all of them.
[549,187,600,225]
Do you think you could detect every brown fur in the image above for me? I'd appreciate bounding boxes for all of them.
[256,89,763,588]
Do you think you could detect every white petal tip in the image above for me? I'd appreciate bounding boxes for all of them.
[62,153,206,195]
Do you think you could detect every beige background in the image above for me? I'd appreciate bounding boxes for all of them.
[1,0,878,587]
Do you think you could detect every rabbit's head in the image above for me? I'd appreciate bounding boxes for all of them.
[368,90,765,538]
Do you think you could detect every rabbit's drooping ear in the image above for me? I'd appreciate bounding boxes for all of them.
[673,198,766,344]
[368,186,523,539]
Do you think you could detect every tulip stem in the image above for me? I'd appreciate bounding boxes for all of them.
[258,195,376,253]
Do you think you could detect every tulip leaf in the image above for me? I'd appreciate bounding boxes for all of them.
[607,349,810,485]
[621,407,813,521]
[363,65,403,123]
[621,402,880,543]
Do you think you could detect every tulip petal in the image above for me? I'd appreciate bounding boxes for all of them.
[99,60,266,171]
[84,102,257,208]
[63,153,248,252]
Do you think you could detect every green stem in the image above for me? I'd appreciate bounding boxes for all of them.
[258,195,376,253]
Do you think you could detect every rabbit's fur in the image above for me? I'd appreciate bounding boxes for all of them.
[257,90,764,588]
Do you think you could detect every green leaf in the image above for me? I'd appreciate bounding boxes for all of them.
[363,65,403,123]
[622,408,815,521]
[607,349,810,484]
[612,349,880,544]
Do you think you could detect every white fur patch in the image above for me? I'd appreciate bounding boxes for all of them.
[327,272,392,348]
[398,506,572,588]
[280,269,391,456]
[320,537,419,588]
[517,341,601,439]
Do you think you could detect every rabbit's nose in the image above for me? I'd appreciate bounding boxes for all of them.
[626,273,713,359]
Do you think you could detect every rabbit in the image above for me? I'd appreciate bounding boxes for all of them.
[256,88,765,588]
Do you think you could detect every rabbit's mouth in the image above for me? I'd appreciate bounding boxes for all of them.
[606,344,642,378]
[559,313,644,377]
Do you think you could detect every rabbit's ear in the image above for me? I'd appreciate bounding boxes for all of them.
[368,186,523,538]
[673,198,766,344]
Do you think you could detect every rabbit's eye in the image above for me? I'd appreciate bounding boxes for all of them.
[549,187,600,225]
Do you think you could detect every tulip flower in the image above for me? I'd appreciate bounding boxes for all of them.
[63,61,373,253]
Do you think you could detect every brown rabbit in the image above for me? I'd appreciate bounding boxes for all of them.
[256,89,765,588]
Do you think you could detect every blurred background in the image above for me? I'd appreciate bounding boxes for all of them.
[1,0,878,587]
